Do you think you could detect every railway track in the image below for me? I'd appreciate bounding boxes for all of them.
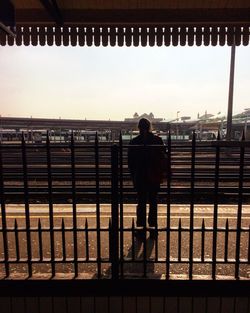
[1,141,250,204]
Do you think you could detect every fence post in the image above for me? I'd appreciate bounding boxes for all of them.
[21,132,32,278]
[111,144,119,279]
[95,132,101,278]
[212,131,221,279]
[119,132,124,278]
[0,142,9,278]
[235,131,245,279]
[189,130,196,280]
[46,131,55,277]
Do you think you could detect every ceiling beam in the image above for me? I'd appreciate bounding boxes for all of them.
[39,0,63,26]
[15,8,250,25]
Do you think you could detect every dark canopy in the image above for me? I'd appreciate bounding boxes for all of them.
[0,0,250,46]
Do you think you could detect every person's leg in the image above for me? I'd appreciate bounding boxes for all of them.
[136,190,147,227]
[148,188,159,239]
[148,189,158,227]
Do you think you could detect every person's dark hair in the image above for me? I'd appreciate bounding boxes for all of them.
[138,118,151,133]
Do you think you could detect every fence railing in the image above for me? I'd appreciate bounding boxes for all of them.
[0,132,249,280]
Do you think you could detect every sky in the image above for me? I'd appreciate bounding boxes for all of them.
[0,44,249,121]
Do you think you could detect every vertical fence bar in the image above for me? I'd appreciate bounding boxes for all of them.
[85,219,89,261]
[95,133,101,278]
[71,133,78,277]
[21,133,32,277]
[235,132,245,279]
[201,219,205,263]
[119,133,124,278]
[155,225,158,262]
[178,219,182,262]
[143,223,147,278]
[62,218,66,261]
[38,219,43,262]
[109,218,112,262]
[189,131,196,279]
[224,219,229,263]
[166,130,172,279]
[212,132,221,280]
[46,132,55,277]
[0,142,9,277]
[111,144,119,279]
[132,219,135,261]
[14,219,20,262]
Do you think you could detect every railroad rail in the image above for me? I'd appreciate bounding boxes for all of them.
[0,135,250,204]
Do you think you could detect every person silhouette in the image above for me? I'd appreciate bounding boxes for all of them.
[128,118,166,239]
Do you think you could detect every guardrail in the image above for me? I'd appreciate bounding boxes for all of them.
[0,132,249,280]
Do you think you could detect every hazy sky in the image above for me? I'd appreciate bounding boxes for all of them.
[1,44,249,121]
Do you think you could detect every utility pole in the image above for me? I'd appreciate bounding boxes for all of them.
[226,41,236,141]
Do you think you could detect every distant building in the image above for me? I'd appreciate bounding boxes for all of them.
[233,108,250,120]
[124,112,163,122]
[198,111,214,121]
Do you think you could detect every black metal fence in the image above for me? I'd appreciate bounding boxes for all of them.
[0,132,249,280]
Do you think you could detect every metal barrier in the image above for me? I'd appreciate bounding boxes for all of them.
[0,282,250,313]
[0,132,249,280]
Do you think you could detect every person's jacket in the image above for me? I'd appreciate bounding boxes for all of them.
[128,132,166,188]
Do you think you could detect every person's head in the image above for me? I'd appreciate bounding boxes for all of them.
[138,118,152,134]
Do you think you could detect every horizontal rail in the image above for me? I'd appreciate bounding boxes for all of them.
[0,280,249,297]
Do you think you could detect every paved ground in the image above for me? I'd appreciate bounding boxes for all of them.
[0,204,249,279]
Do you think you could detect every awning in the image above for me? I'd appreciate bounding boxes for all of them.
[0,0,250,47]
[1,25,250,47]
